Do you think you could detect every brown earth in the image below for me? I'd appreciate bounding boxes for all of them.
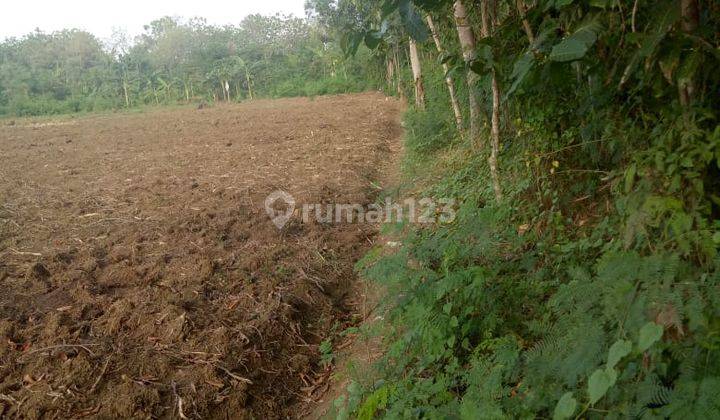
[0,93,403,419]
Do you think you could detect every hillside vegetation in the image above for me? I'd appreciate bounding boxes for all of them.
[0,15,378,116]
[305,0,720,418]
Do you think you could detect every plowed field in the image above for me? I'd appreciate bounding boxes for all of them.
[0,93,402,419]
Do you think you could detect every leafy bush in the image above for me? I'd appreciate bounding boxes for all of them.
[404,103,454,155]
[303,76,374,97]
[272,79,306,98]
[340,1,720,418]
[2,95,123,116]
[350,110,720,419]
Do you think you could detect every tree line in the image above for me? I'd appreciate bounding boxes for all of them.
[0,14,379,116]
[307,0,720,418]
[308,0,717,206]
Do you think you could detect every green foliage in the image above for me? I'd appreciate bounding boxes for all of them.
[548,20,602,62]
[397,0,429,42]
[0,15,384,117]
[336,0,720,418]
[607,339,632,369]
[638,322,664,352]
[320,338,335,368]
[357,385,393,420]
[404,102,454,155]
[587,367,616,405]
[553,392,577,420]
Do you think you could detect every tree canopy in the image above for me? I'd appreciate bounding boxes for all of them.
[0,14,379,116]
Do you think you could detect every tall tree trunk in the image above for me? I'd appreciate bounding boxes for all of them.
[427,15,464,134]
[122,77,130,108]
[479,0,490,37]
[453,0,481,145]
[481,0,503,202]
[393,44,404,99]
[680,0,699,32]
[386,54,395,92]
[679,0,699,106]
[408,37,425,109]
[489,74,503,201]
[245,69,254,100]
[516,0,535,44]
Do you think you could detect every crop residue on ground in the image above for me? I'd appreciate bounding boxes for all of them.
[0,93,402,418]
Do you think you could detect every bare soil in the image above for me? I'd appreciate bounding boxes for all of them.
[0,93,402,419]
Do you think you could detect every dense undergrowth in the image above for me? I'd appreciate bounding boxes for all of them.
[333,1,720,418]
[0,74,373,117]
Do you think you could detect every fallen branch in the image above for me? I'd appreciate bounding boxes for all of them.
[88,359,110,394]
[8,248,42,257]
[0,394,18,405]
[171,381,189,420]
[19,344,98,362]
[217,366,253,384]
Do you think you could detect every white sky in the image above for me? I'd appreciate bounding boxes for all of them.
[1,0,307,41]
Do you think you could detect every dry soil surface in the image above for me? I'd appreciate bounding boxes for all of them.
[0,93,402,419]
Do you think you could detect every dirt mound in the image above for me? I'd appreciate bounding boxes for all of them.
[0,93,402,418]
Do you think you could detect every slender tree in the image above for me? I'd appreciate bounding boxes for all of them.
[452,0,482,146]
[385,51,395,92]
[408,37,425,108]
[393,43,404,98]
[481,0,503,201]
[516,0,535,44]
[427,14,463,134]
[679,0,699,106]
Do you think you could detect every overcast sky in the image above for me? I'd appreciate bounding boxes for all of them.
[1,0,307,41]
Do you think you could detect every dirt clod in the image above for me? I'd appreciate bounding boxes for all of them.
[0,93,402,418]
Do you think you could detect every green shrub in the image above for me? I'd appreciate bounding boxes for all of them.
[344,3,720,414]
[404,103,455,155]
[351,105,720,418]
